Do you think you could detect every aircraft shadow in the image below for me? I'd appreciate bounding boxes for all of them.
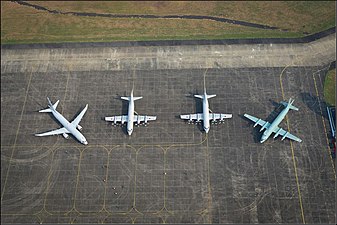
[300,92,328,119]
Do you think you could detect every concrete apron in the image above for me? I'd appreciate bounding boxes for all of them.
[1,33,335,73]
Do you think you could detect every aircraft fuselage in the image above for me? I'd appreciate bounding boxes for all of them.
[202,93,210,133]
[261,105,290,143]
[127,96,135,135]
[51,108,88,145]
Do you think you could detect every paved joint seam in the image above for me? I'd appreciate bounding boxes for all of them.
[1,68,34,202]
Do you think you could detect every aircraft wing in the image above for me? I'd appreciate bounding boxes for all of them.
[71,104,88,127]
[105,115,128,124]
[35,127,69,136]
[244,114,271,129]
[180,113,203,121]
[210,113,232,120]
[133,115,157,122]
[272,127,302,142]
[245,114,302,142]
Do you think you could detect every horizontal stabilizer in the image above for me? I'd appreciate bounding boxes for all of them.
[121,97,130,101]
[206,94,216,99]
[133,97,143,101]
[39,108,53,113]
[39,100,59,113]
[289,105,299,111]
[194,94,216,99]
[280,98,299,111]
[121,96,143,101]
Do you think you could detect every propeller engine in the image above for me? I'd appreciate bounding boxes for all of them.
[144,116,148,126]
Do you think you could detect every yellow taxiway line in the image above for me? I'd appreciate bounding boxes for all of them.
[279,66,306,224]
[1,68,34,202]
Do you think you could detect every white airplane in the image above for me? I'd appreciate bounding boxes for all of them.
[104,89,157,135]
[35,97,88,145]
[180,79,232,133]
[244,98,302,143]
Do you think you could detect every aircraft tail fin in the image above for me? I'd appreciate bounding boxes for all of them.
[280,98,299,111]
[39,98,59,113]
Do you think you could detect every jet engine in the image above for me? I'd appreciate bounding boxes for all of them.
[62,133,69,139]
[77,125,82,130]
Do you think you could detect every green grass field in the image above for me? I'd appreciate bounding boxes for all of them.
[1,1,335,44]
[324,69,336,107]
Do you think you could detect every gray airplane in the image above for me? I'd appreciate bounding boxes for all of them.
[244,98,302,143]
[35,97,88,145]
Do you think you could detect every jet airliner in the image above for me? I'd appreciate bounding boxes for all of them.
[35,97,88,145]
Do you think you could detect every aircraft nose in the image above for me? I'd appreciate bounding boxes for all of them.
[204,127,210,133]
[127,130,132,135]
[83,140,88,145]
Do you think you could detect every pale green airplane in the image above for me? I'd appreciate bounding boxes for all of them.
[244,98,302,143]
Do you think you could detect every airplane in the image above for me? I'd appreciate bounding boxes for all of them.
[244,98,302,143]
[104,88,157,135]
[180,78,232,133]
[35,97,88,145]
